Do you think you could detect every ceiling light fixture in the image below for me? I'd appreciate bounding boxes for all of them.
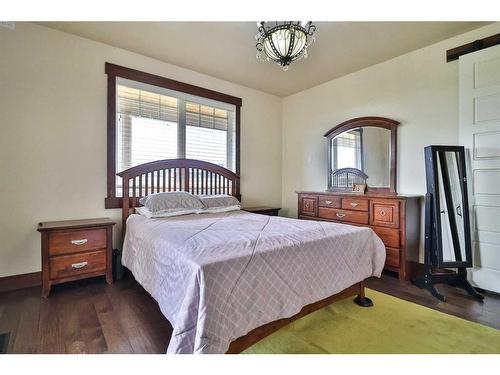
[255,21,317,71]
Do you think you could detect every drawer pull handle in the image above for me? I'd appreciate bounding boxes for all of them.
[379,210,386,216]
[71,239,88,246]
[350,202,359,207]
[325,200,332,205]
[336,213,346,218]
[71,261,88,269]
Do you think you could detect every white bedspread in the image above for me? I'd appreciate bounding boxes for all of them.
[122,210,385,354]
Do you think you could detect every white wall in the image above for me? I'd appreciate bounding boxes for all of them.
[0,23,283,278]
[281,23,500,260]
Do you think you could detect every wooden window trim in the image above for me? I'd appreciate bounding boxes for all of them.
[105,62,242,209]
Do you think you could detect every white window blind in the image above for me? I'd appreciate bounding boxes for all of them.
[115,78,236,196]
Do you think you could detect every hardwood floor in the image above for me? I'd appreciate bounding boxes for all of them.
[0,274,172,353]
[0,272,498,354]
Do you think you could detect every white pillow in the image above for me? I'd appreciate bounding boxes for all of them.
[200,205,241,214]
[200,195,240,209]
[139,191,204,213]
[135,206,200,218]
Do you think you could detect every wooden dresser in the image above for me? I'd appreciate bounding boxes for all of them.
[38,218,115,297]
[297,191,420,280]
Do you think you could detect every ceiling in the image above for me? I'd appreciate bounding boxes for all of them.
[39,22,488,97]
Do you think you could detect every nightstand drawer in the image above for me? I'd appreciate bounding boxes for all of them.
[50,250,106,280]
[49,228,106,256]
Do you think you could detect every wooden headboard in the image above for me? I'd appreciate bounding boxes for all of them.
[117,158,240,233]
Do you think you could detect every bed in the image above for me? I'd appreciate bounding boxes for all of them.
[118,159,385,354]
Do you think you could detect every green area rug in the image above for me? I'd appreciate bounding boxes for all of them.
[243,289,500,354]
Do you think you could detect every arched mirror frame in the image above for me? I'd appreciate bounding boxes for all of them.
[324,116,399,194]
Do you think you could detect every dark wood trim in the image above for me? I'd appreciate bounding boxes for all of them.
[324,117,399,194]
[446,33,500,62]
[107,73,116,200]
[0,272,41,293]
[105,63,242,106]
[235,105,241,176]
[105,63,242,209]
[226,281,364,353]
[323,116,400,138]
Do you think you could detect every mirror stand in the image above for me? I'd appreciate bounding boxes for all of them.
[414,146,484,302]
[414,194,484,302]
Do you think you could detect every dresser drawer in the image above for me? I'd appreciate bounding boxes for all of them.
[372,227,400,248]
[49,250,106,280]
[341,198,368,211]
[299,195,317,216]
[370,200,400,228]
[318,207,369,225]
[385,247,400,268]
[49,228,107,256]
[318,196,341,208]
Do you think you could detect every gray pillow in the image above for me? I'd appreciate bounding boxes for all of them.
[139,192,204,213]
[200,195,241,209]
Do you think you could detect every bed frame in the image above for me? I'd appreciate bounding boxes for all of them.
[117,158,373,353]
[117,158,240,231]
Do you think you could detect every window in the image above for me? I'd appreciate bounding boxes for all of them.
[106,63,241,208]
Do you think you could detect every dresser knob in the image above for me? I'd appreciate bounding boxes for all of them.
[336,213,346,218]
[325,200,332,205]
[350,202,359,207]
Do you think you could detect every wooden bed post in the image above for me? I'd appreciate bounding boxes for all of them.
[122,177,129,239]
[354,280,374,307]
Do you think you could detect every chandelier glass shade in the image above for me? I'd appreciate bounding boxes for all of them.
[256,21,316,70]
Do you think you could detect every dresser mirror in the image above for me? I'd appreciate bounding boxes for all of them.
[325,117,399,193]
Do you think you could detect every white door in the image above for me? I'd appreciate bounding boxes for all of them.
[459,44,500,293]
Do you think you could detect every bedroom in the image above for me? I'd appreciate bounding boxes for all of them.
[1,0,499,371]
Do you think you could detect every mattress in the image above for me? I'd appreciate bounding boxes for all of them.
[121,210,385,354]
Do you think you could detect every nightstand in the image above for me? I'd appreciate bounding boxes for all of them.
[243,206,281,216]
[37,218,115,298]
